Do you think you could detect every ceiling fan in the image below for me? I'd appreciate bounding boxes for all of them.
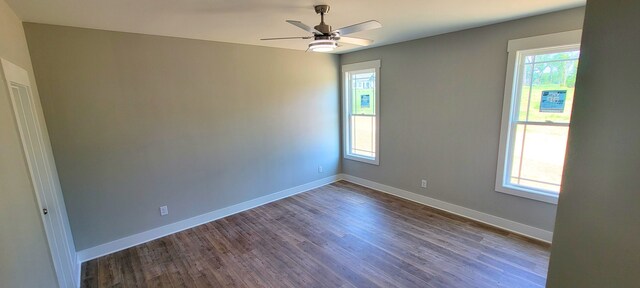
[261,5,382,52]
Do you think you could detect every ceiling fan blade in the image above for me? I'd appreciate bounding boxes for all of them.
[337,37,373,46]
[261,36,313,41]
[334,20,382,36]
[286,20,322,34]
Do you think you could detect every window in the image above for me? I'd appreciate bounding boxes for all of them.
[496,31,582,204]
[343,60,380,165]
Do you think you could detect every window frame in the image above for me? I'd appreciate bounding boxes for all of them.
[342,60,381,165]
[496,30,582,204]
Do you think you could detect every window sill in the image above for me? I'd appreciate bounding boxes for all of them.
[496,185,558,204]
[344,154,379,166]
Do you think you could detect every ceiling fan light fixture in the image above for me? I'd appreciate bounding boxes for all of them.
[308,39,337,52]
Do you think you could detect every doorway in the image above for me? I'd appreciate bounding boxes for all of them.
[1,58,78,287]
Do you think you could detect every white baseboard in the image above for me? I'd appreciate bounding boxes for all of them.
[76,175,341,263]
[340,174,553,243]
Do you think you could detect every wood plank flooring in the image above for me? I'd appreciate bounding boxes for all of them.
[81,181,550,288]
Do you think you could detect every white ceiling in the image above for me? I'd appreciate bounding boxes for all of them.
[6,0,585,54]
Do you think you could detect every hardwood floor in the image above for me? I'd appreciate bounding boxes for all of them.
[81,181,550,288]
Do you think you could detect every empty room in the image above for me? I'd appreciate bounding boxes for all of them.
[1,0,638,287]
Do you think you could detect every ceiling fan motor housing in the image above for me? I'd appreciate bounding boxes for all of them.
[314,34,333,41]
[314,23,331,35]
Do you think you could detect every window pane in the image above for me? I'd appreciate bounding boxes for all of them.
[350,72,375,115]
[518,55,579,123]
[509,124,569,193]
[350,115,376,158]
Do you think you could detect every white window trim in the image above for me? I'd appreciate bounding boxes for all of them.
[496,30,582,204]
[343,60,381,165]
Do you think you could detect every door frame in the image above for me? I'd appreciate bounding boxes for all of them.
[1,58,78,288]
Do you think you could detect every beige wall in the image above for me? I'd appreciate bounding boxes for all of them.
[547,0,640,286]
[0,0,59,287]
[24,23,341,250]
[340,7,585,234]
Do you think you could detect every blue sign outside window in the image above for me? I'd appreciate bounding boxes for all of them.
[540,90,567,113]
[361,94,370,108]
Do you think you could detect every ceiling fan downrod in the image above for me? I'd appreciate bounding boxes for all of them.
[314,5,332,35]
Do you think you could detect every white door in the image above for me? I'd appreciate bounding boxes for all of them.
[1,59,78,288]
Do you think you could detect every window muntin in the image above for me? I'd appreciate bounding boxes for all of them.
[343,60,380,165]
[496,30,581,204]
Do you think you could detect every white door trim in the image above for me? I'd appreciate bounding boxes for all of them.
[1,58,78,288]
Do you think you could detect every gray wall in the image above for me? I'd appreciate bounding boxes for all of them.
[0,0,59,286]
[547,0,640,286]
[340,7,585,233]
[24,23,341,250]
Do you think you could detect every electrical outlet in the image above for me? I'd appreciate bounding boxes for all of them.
[160,206,168,216]
[318,165,323,173]
[421,179,427,189]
